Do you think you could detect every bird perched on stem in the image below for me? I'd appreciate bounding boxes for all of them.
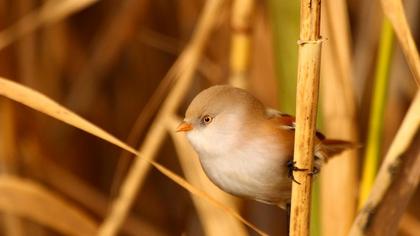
[177,85,353,208]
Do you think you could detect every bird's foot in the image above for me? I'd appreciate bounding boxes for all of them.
[308,167,320,176]
[287,160,308,184]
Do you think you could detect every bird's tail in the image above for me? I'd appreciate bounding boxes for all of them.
[319,139,358,162]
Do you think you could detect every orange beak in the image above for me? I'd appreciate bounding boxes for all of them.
[176,122,193,132]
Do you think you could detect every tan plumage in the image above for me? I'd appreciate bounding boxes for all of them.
[178,85,353,208]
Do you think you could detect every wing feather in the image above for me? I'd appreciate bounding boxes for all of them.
[265,108,325,140]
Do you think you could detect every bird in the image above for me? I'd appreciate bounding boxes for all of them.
[177,85,354,209]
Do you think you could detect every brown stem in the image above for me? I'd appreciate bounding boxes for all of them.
[290,0,323,236]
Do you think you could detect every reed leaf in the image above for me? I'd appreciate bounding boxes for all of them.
[359,19,394,206]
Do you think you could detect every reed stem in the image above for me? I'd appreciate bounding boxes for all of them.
[290,0,323,235]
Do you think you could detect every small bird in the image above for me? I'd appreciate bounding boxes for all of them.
[177,85,353,208]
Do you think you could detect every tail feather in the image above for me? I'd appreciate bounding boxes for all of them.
[321,139,358,161]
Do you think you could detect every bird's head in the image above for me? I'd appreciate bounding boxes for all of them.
[177,85,265,156]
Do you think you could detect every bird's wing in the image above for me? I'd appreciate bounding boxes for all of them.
[266,108,356,166]
[265,108,326,140]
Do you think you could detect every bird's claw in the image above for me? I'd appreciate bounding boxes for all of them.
[308,167,320,176]
[287,160,308,184]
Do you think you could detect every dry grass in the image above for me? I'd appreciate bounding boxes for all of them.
[98,0,242,235]
[0,1,267,235]
[0,0,99,50]
[0,0,419,235]
[0,175,97,235]
[0,63,267,236]
[349,91,420,235]
[381,0,420,86]
[21,140,163,236]
[0,73,265,235]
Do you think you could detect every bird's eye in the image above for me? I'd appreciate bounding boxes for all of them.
[201,115,213,125]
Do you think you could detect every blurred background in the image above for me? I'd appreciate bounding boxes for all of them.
[0,0,419,235]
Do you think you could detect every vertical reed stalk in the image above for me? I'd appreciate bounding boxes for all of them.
[229,0,255,89]
[320,0,359,235]
[290,0,323,235]
[359,19,394,206]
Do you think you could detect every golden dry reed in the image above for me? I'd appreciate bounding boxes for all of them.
[290,0,323,235]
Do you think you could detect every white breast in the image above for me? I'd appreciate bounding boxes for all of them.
[196,135,292,204]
